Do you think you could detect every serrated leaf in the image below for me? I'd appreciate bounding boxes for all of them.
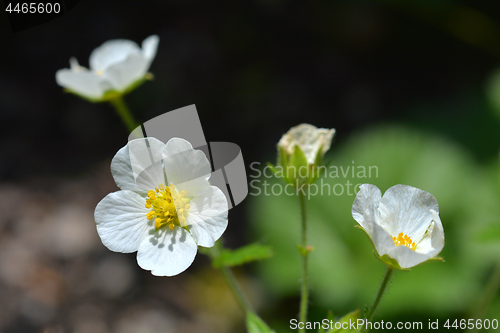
[246,311,276,333]
[212,243,273,268]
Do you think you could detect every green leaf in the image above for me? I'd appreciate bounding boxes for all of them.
[325,309,361,333]
[212,243,274,268]
[246,311,276,333]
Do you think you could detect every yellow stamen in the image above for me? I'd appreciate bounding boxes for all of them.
[147,190,156,200]
[145,184,190,230]
[391,232,417,251]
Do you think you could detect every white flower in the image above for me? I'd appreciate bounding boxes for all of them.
[94,137,228,276]
[278,123,335,164]
[56,35,159,101]
[352,184,444,269]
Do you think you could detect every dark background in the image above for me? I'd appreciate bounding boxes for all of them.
[1,1,500,333]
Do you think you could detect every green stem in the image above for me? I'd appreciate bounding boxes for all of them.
[361,267,393,333]
[298,190,309,333]
[210,241,254,314]
[471,263,500,327]
[109,95,140,133]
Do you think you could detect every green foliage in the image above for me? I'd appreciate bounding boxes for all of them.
[246,311,276,333]
[322,309,361,333]
[212,243,273,268]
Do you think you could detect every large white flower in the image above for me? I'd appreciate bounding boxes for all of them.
[352,184,444,269]
[56,35,159,101]
[94,137,228,276]
[278,123,335,165]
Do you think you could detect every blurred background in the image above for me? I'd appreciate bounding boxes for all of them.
[1,1,500,332]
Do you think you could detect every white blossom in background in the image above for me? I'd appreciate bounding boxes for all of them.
[352,184,444,269]
[56,35,159,101]
[94,137,228,276]
[278,123,335,164]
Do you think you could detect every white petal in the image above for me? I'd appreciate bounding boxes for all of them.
[69,57,87,71]
[102,53,149,92]
[111,138,166,194]
[94,190,151,253]
[387,242,439,269]
[137,226,197,276]
[186,186,228,247]
[162,137,195,157]
[142,35,159,64]
[414,210,445,255]
[56,69,111,99]
[162,138,211,196]
[352,184,382,238]
[89,39,140,72]
[368,222,431,269]
[378,185,439,241]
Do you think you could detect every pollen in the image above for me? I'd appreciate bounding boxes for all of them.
[391,232,416,251]
[145,184,192,231]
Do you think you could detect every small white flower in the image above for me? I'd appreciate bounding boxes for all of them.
[94,137,228,276]
[278,123,335,164]
[56,35,159,101]
[352,184,444,269]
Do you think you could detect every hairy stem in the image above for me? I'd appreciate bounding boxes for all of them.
[361,267,394,333]
[298,190,309,333]
[210,241,254,314]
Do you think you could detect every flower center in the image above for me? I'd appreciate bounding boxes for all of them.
[145,183,191,230]
[391,232,416,251]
